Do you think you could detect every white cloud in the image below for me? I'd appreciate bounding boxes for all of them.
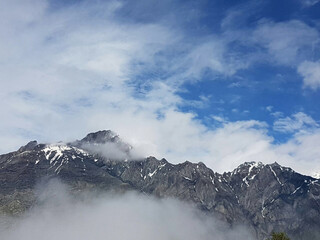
[0,0,252,157]
[195,116,320,176]
[273,112,319,133]
[266,106,273,112]
[270,111,284,118]
[221,8,320,89]
[0,180,254,240]
[251,19,320,91]
[0,0,181,148]
[181,40,248,78]
[276,129,320,175]
[253,20,319,66]
[298,61,320,90]
[212,115,227,123]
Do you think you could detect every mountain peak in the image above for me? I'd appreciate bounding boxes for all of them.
[80,130,118,144]
[18,140,38,152]
[236,161,265,170]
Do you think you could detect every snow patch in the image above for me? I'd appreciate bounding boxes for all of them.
[291,185,302,195]
[242,162,263,186]
[158,163,167,170]
[42,145,71,160]
[42,145,72,164]
[148,169,157,178]
[269,166,283,186]
[183,176,192,181]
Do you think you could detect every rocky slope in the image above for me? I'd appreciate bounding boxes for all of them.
[0,130,319,240]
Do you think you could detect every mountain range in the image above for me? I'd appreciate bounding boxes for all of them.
[0,130,319,240]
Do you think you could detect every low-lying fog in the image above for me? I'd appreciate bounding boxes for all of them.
[0,180,253,240]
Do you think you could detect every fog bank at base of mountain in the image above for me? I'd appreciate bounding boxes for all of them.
[0,179,254,240]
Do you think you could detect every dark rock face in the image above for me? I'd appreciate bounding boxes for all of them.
[0,130,319,240]
[223,162,320,240]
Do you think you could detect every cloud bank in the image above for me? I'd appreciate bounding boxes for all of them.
[0,180,254,240]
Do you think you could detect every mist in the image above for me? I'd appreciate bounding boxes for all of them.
[0,180,254,240]
[81,141,147,161]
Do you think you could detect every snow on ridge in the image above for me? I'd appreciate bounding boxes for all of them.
[312,172,320,179]
[148,169,157,178]
[183,176,192,181]
[269,165,284,186]
[233,161,264,174]
[41,144,89,163]
[42,145,71,163]
[291,185,302,195]
[238,162,264,187]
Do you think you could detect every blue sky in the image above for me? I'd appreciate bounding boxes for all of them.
[0,0,320,175]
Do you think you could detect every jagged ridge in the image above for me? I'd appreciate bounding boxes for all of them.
[0,130,319,240]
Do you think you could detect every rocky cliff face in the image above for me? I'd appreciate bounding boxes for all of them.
[0,130,319,240]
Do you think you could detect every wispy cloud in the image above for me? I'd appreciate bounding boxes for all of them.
[252,20,319,66]
[273,112,319,133]
[299,0,320,7]
[298,61,320,90]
